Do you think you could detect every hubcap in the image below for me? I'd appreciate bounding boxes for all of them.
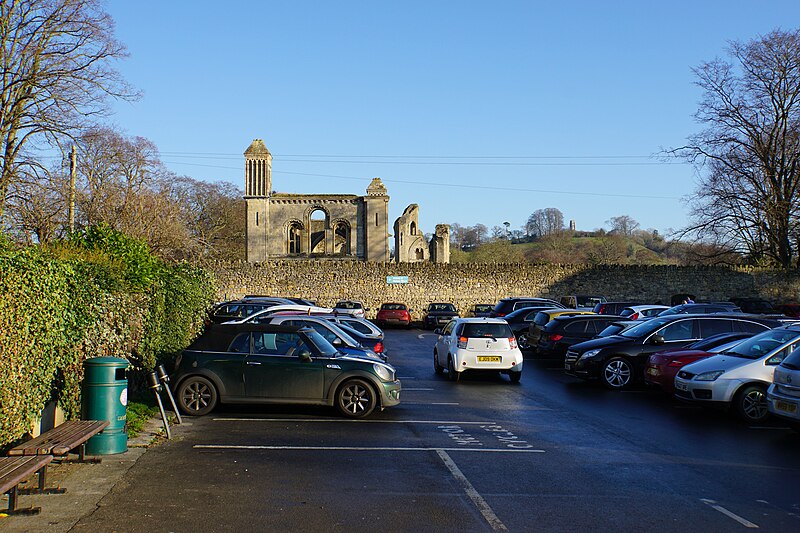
[183,382,211,411]
[604,361,631,388]
[518,334,530,349]
[342,384,371,414]
[742,389,767,420]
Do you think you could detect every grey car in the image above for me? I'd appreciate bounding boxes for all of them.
[767,343,800,430]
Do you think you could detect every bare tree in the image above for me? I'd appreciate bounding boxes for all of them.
[607,215,640,236]
[672,29,800,268]
[526,208,564,238]
[0,0,137,215]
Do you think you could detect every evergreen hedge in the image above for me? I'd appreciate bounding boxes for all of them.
[0,226,215,447]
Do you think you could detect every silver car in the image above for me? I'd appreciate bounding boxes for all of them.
[674,325,800,422]
[767,347,800,430]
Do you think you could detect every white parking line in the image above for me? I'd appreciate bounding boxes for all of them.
[403,387,434,391]
[194,445,545,453]
[700,499,759,528]
[437,450,508,531]
[212,418,491,424]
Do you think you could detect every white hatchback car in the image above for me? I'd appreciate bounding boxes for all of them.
[433,318,523,383]
[674,326,800,422]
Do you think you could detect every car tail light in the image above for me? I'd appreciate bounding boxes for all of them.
[373,342,384,353]
[457,336,468,349]
[630,312,639,320]
[496,313,506,317]
[548,334,563,341]
[509,337,518,349]
[598,305,606,313]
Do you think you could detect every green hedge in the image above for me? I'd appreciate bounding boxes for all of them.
[0,226,215,447]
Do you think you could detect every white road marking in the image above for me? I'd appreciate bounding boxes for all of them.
[403,387,435,391]
[437,449,508,531]
[700,499,759,528]
[397,376,416,379]
[213,418,491,424]
[195,445,545,453]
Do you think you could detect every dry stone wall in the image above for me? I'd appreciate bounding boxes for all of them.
[207,261,800,320]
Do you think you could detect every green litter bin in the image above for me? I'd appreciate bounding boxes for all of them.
[81,356,129,455]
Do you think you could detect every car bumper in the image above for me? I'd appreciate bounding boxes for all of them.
[673,377,741,403]
[380,380,402,407]
[767,385,800,423]
[452,350,524,372]
[643,365,677,393]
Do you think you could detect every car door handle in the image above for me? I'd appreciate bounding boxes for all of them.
[246,361,262,366]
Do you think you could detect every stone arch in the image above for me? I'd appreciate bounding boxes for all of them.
[308,207,329,255]
[286,220,304,254]
[333,219,351,255]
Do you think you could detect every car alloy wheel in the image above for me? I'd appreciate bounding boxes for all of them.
[177,376,218,416]
[602,358,632,390]
[735,385,768,422]
[336,378,376,418]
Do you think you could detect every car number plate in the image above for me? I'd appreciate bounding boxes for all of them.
[477,356,501,362]
[675,381,689,392]
[775,400,798,414]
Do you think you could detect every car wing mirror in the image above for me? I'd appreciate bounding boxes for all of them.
[650,334,665,345]
[298,351,313,362]
[433,328,442,335]
[332,338,343,346]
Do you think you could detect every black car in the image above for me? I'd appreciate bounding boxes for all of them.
[468,304,494,317]
[728,297,778,314]
[172,323,401,418]
[502,306,568,350]
[489,297,563,318]
[536,314,624,359]
[423,303,460,329]
[564,314,782,390]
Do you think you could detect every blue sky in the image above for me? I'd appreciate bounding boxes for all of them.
[104,1,800,237]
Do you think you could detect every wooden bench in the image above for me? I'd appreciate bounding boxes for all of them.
[8,420,109,463]
[0,455,53,515]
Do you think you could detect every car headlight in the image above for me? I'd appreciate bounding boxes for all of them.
[694,370,725,381]
[373,363,396,382]
[580,349,602,359]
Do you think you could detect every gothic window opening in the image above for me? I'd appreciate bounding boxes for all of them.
[415,248,424,260]
[334,222,350,255]
[288,222,302,254]
[310,208,327,255]
[410,222,417,235]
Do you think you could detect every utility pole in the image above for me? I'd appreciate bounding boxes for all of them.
[68,145,76,233]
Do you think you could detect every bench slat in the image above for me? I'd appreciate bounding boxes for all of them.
[8,420,110,457]
[0,456,52,494]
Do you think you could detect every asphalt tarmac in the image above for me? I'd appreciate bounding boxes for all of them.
[3,328,800,532]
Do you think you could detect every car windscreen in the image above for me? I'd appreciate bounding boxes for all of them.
[303,329,338,356]
[783,348,800,368]
[597,324,625,337]
[462,323,513,338]
[429,303,456,312]
[475,304,493,312]
[720,329,800,359]
[577,296,605,306]
[620,317,674,338]
[339,319,373,335]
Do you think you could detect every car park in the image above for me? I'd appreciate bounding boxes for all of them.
[526,309,596,350]
[644,332,754,394]
[489,297,563,318]
[172,323,401,418]
[423,302,460,329]
[564,314,781,390]
[619,305,670,320]
[334,300,367,318]
[535,314,625,360]
[433,318,523,383]
[674,325,800,422]
[560,295,607,311]
[767,346,800,430]
[468,304,494,317]
[375,302,413,328]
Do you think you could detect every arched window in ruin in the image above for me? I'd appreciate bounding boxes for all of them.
[410,221,417,236]
[288,222,303,254]
[334,221,350,255]
[309,208,327,255]
[415,247,424,260]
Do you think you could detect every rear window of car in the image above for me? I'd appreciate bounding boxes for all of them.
[534,312,552,327]
[461,323,513,338]
[381,304,407,310]
[335,301,363,309]
[474,304,493,312]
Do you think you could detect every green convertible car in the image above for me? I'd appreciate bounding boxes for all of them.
[172,323,401,418]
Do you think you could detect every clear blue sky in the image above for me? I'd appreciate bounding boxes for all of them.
[104,1,800,237]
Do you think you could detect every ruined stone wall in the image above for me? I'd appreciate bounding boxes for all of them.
[208,261,800,320]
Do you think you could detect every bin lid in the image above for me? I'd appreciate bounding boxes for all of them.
[83,356,130,367]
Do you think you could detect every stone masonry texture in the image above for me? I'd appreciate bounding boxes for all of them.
[206,261,800,320]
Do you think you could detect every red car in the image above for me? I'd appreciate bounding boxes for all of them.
[644,332,753,393]
[375,302,412,328]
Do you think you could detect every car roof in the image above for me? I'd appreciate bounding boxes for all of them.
[188,323,307,350]
[552,314,621,321]
[454,317,509,324]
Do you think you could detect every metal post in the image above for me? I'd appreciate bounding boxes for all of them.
[156,364,182,424]
[147,372,171,439]
[68,145,76,233]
